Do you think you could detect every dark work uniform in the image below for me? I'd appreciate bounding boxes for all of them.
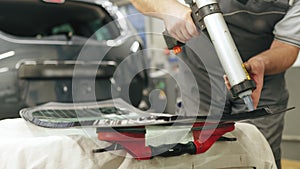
[177,0,300,168]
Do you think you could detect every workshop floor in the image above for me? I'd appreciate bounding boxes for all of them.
[282,159,300,169]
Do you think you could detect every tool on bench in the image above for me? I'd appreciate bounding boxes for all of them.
[163,0,256,111]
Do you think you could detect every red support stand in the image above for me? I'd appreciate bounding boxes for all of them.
[192,122,235,154]
[97,122,235,160]
[98,128,152,160]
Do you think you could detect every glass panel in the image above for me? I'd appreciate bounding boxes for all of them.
[0,0,120,40]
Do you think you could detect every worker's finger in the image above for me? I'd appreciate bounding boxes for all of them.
[172,28,188,43]
[177,17,199,42]
[185,18,199,37]
[243,62,252,73]
[223,74,231,89]
[175,21,190,42]
[179,29,192,42]
[243,58,265,109]
[173,31,187,43]
[167,21,188,43]
[180,28,193,41]
[167,27,184,43]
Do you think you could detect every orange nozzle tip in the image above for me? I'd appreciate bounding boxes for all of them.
[173,46,182,55]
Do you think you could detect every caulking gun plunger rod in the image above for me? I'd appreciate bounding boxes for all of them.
[186,0,256,110]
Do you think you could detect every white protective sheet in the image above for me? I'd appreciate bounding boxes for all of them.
[0,118,277,169]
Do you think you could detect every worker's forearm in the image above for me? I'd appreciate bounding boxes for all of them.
[129,0,170,17]
[251,40,299,75]
[130,0,198,43]
[130,0,190,20]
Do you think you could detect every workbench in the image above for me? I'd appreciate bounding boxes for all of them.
[0,118,276,169]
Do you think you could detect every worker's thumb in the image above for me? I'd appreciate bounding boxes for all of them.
[223,75,231,89]
[243,62,252,73]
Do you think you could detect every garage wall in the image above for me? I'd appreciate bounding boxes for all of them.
[282,64,300,161]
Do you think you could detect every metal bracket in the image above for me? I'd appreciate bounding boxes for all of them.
[186,2,222,31]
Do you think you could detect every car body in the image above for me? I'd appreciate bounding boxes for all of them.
[0,0,148,119]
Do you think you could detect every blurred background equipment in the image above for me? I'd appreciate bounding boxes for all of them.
[0,0,149,119]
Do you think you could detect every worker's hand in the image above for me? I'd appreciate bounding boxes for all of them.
[223,57,265,109]
[244,57,265,109]
[162,3,199,43]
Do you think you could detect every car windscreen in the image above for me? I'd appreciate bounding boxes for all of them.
[0,0,121,41]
